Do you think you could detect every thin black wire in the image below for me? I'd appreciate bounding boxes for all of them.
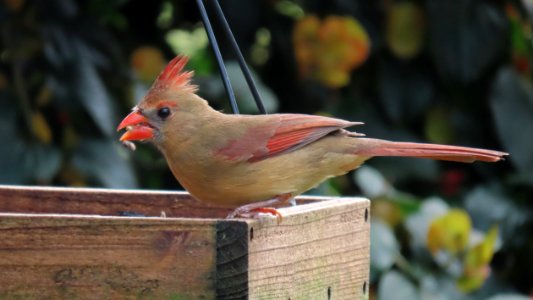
[208,0,267,114]
[195,0,239,114]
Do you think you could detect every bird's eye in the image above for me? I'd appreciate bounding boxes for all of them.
[157,107,171,120]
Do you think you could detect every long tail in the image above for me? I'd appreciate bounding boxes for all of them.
[354,138,508,163]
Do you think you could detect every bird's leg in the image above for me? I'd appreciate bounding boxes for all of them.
[227,193,293,223]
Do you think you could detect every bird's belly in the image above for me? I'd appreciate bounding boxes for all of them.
[173,167,297,207]
[173,151,364,207]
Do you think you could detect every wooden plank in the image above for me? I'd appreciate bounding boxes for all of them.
[247,198,370,300]
[0,185,232,218]
[212,198,370,299]
[0,185,326,218]
[0,186,370,299]
[215,221,250,299]
[0,213,220,299]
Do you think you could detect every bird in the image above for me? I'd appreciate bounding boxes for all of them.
[117,55,508,220]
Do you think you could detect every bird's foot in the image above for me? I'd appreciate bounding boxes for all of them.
[230,207,283,224]
[226,193,292,224]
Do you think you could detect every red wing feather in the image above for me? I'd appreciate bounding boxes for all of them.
[265,126,340,156]
[253,114,361,162]
[216,114,362,162]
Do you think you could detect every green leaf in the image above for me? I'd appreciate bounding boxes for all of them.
[390,192,421,216]
[427,1,508,83]
[0,99,22,183]
[166,27,214,76]
[457,273,487,293]
[424,105,454,144]
[378,58,434,124]
[0,98,61,183]
[224,61,279,113]
[378,270,420,300]
[71,139,137,188]
[166,27,209,59]
[157,1,174,29]
[465,226,498,268]
[275,0,304,19]
[0,141,61,184]
[464,185,527,244]
[27,143,62,181]
[490,67,533,183]
[457,226,498,292]
[386,2,425,60]
[507,5,533,73]
[74,59,117,137]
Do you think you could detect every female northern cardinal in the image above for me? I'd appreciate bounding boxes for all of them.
[117,56,507,219]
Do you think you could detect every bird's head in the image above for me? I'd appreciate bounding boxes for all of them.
[117,55,201,145]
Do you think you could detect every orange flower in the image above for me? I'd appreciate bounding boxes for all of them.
[293,16,321,78]
[4,0,25,12]
[131,46,166,83]
[293,15,370,88]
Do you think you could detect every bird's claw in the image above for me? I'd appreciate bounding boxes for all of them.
[227,207,283,224]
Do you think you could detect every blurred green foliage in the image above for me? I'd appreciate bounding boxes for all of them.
[1,0,532,299]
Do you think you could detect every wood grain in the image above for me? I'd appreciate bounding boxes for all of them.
[0,185,326,218]
[247,198,370,300]
[0,185,232,218]
[0,213,218,299]
[215,221,249,299]
[0,185,370,299]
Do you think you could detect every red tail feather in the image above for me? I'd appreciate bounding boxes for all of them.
[355,138,508,163]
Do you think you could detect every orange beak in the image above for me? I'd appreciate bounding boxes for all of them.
[117,110,154,141]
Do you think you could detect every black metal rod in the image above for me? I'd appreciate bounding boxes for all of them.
[208,0,267,114]
[195,0,239,114]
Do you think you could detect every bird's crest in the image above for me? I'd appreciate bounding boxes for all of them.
[145,55,197,101]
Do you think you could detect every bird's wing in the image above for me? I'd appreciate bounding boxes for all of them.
[216,114,362,162]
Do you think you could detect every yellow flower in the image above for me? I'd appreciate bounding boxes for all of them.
[31,112,52,144]
[457,226,499,292]
[427,209,471,254]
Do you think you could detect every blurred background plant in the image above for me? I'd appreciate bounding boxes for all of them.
[0,0,532,299]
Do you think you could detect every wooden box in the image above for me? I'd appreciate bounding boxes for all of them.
[0,185,370,299]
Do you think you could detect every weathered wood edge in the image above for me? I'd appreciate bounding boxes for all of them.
[215,220,249,300]
[213,197,370,300]
[0,185,370,300]
[0,212,221,299]
[0,184,232,218]
[0,185,369,237]
[250,196,370,227]
[0,185,338,203]
[0,185,340,219]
